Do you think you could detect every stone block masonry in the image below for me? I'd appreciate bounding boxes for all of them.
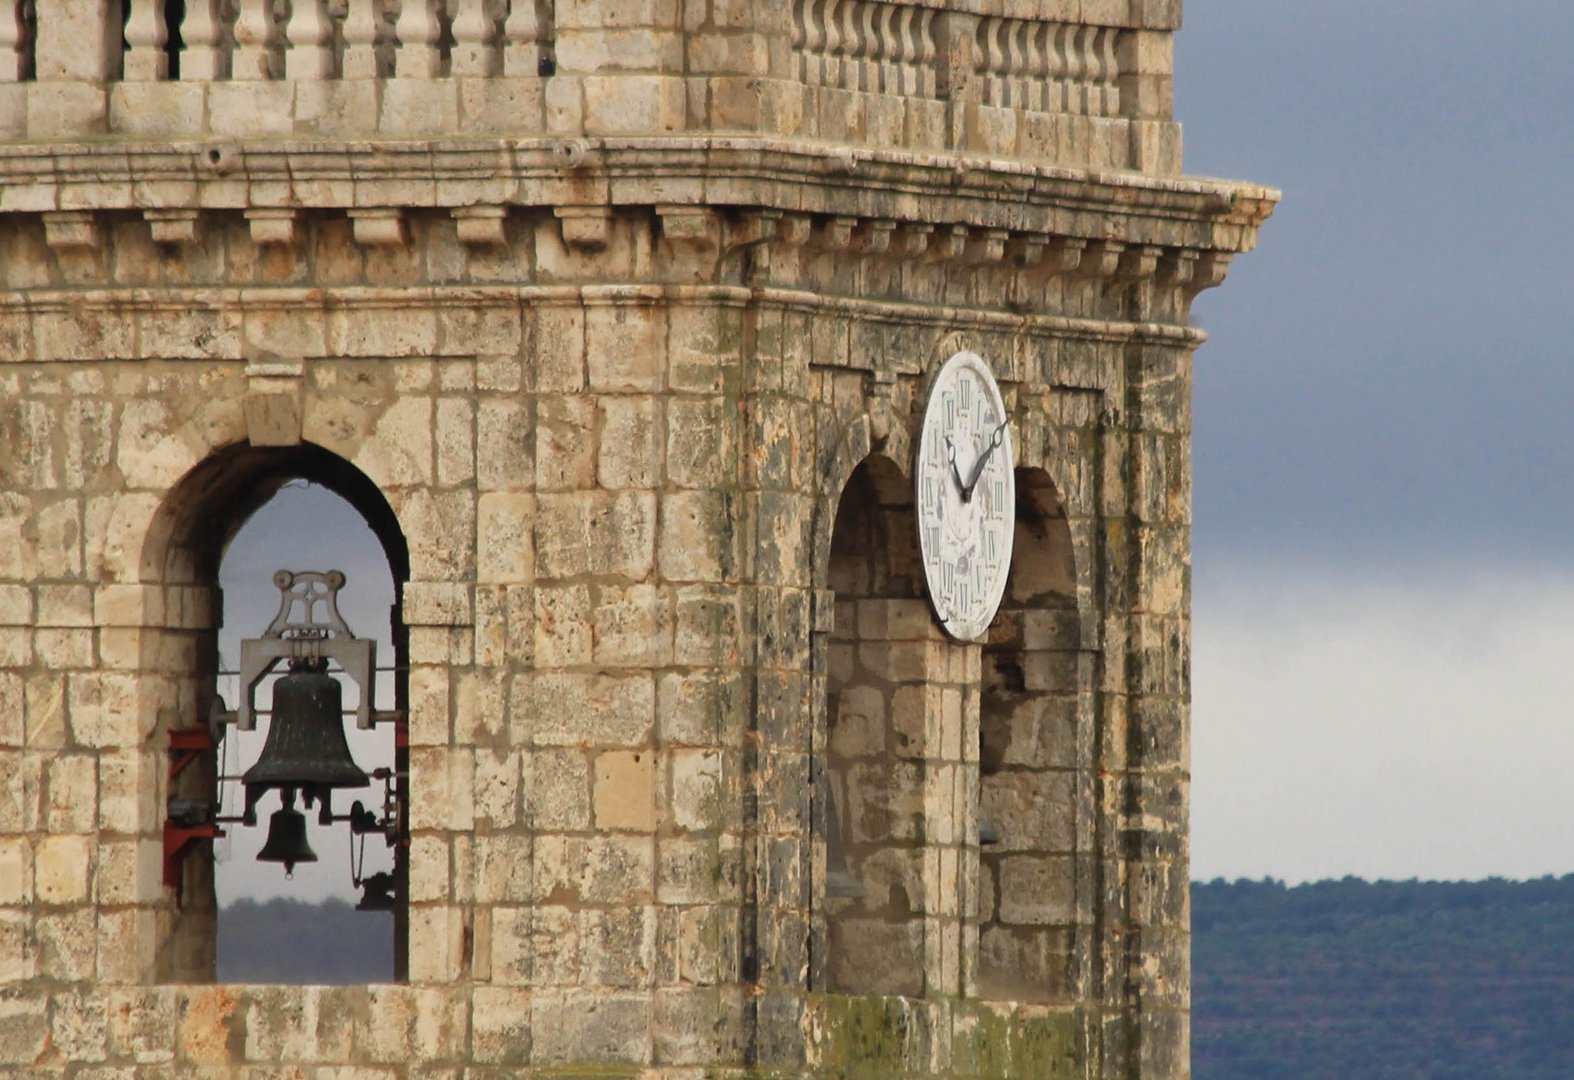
[0,0,1273,1075]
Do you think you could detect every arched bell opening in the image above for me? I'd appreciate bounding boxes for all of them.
[818,453,931,996]
[144,442,410,985]
[976,466,1082,1003]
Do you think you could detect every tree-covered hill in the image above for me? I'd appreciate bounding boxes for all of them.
[222,878,1574,1077]
[219,897,392,984]
[1193,876,1574,1080]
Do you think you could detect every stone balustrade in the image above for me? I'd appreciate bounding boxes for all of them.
[0,0,1182,173]
[100,0,550,82]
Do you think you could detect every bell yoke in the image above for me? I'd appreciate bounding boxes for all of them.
[165,569,405,886]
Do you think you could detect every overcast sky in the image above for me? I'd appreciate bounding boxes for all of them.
[1181,1,1574,882]
[218,3,1574,904]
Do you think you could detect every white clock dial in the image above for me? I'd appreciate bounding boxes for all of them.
[915,352,1015,642]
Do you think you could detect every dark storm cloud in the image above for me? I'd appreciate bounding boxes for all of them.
[1177,0,1574,566]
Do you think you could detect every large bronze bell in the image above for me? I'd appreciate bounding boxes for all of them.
[256,791,318,876]
[242,659,369,823]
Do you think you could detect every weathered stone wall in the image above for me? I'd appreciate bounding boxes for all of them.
[0,1,1273,1075]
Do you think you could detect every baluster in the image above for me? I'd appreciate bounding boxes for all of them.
[0,0,20,82]
[451,0,496,76]
[1100,29,1120,115]
[1080,25,1102,114]
[847,1,866,92]
[1048,23,1070,113]
[916,8,935,98]
[286,0,334,79]
[867,2,887,93]
[880,4,898,94]
[1025,21,1047,112]
[343,0,381,77]
[1006,20,1029,109]
[395,0,442,78]
[978,18,1005,107]
[124,0,170,80]
[799,0,825,86]
[892,6,914,97]
[839,0,861,91]
[791,0,806,81]
[233,0,280,79]
[857,1,878,94]
[821,0,842,89]
[181,0,225,81]
[1081,26,1103,115]
[1065,25,1088,114]
[502,0,545,77]
[341,0,377,77]
[973,20,991,103]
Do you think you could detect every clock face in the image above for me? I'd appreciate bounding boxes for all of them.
[915,352,1015,642]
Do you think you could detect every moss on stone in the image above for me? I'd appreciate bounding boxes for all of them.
[804,994,1091,1078]
[1011,1008,1084,1077]
[949,1006,1016,1076]
[810,994,924,1076]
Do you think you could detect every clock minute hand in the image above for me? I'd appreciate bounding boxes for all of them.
[962,420,1011,500]
[945,437,968,494]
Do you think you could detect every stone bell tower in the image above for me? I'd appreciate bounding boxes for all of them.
[0,1,1273,1075]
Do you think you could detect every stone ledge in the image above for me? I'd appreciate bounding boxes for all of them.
[0,283,1209,354]
[0,135,1279,251]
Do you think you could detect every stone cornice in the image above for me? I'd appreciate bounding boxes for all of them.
[0,135,1278,254]
[0,282,1207,358]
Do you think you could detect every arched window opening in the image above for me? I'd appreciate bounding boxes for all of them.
[152,445,409,986]
[976,467,1081,1002]
[212,483,399,983]
[820,455,931,997]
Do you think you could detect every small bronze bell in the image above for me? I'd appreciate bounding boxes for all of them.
[256,789,318,876]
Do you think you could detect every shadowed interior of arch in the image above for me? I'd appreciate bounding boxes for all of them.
[820,454,930,996]
[977,465,1082,1002]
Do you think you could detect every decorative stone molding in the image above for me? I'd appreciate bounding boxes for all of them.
[964,227,1009,265]
[144,209,202,246]
[656,205,720,254]
[242,357,305,447]
[1158,249,1198,287]
[453,206,509,246]
[927,224,968,262]
[41,211,99,252]
[896,222,933,257]
[1191,250,1236,295]
[555,206,613,250]
[245,208,298,246]
[0,202,1255,342]
[349,208,407,248]
[0,139,1270,219]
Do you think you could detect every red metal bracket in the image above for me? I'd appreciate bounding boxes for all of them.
[168,726,212,779]
[162,725,223,902]
[162,823,224,893]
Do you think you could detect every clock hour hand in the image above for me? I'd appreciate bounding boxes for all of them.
[962,420,1010,500]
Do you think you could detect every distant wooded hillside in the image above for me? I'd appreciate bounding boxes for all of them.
[223,878,1574,1078]
[219,897,392,984]
[1193,876,1574,1079]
